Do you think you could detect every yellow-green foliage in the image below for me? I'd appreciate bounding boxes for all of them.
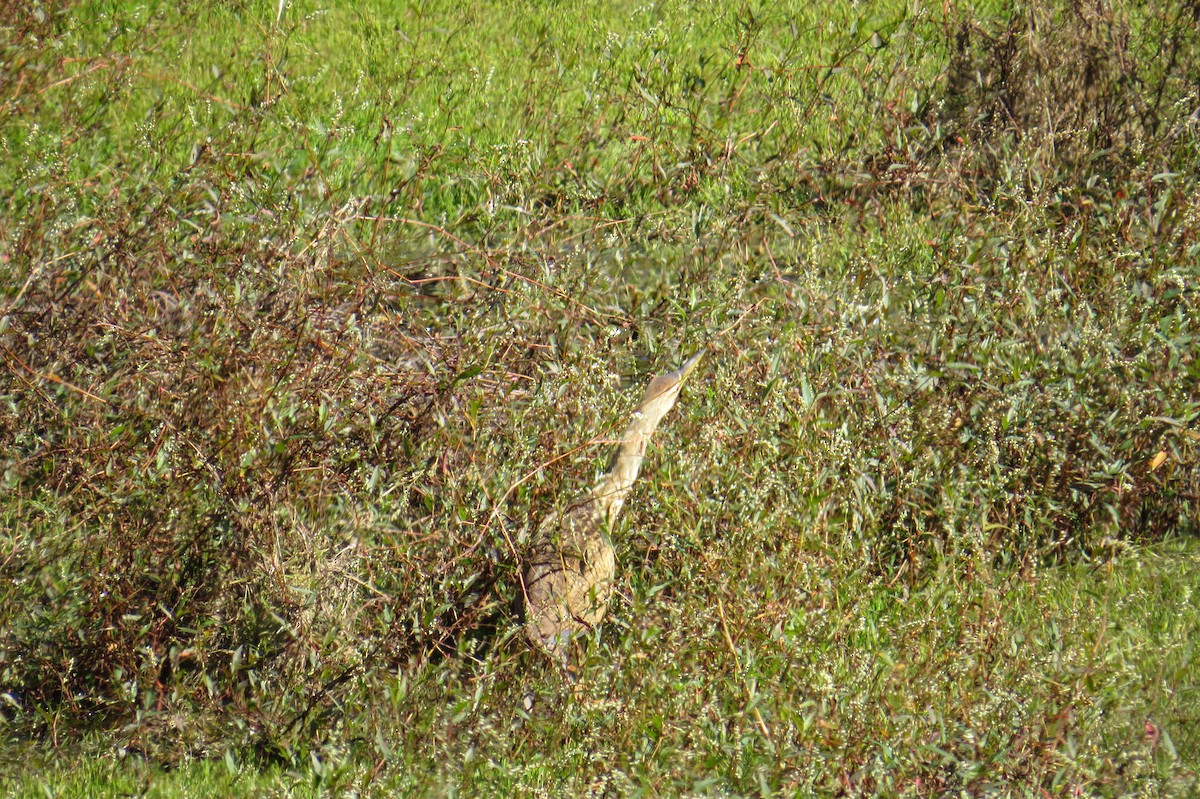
[1,0,1198,795]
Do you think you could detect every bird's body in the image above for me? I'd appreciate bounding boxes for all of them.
[522,352,703,661]
[522,499,617,657]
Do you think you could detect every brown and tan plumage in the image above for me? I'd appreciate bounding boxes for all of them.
[522,351,704,662]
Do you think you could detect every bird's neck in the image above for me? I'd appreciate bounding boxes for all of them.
[590,413,658,524]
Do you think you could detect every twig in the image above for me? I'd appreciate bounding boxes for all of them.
[717,597,773,743]
[135,71,249,111]
[0,344,107,404]
[454,434,616,568]
[714,299,766,340]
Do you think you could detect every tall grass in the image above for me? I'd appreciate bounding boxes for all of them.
[2,0,1198,794]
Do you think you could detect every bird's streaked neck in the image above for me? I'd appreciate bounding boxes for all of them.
[591,408,666,523]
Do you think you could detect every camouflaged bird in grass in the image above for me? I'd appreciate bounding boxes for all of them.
[522,351,704,663]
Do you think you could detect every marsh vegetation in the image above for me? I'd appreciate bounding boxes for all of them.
[2,0,1198,795]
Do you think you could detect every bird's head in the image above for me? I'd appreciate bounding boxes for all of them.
[636,350,704,427]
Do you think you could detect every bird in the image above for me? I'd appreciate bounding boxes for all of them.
[521,350,704,663]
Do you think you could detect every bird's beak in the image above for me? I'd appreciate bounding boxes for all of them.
[675,350,704,383]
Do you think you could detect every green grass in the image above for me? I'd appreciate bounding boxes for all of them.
[9,542,1198,796]
[2,0,1199,796]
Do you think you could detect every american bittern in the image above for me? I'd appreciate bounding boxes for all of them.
[522,351,704,661]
